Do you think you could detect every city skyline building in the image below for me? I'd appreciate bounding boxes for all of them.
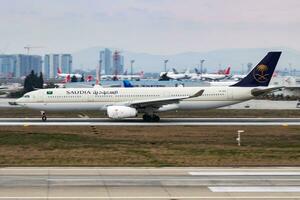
[0,54,42,78]
[99,48,112,75]
[44,54,72,78]
[112,50,124,75]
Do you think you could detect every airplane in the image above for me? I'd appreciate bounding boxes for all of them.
[231,74,246,81]
[0,83,23,94]
[57,67,82,79]
[159,69,190,80]
[14,52,281,122]
[102,71,144,81]
[190,67,231,81]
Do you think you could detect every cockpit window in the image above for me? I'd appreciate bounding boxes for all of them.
[24,95,30,98]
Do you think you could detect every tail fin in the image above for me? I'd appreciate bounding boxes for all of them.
[231,52,281,87]
[194,68,199,74]
[57,67,62,74]
[123,80,134,88]
[172,68,178,74]
[139,71,144,78]
[66,74,71,82]
[87,75,93,82]
[184,68,190,75]
[224,67,231,75]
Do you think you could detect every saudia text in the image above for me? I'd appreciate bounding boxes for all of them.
[66,90,118,95]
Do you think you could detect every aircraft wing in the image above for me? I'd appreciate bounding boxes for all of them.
[114,89,204,109]
[251,86,284,96]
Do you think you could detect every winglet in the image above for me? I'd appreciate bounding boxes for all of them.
[189,89,204,98]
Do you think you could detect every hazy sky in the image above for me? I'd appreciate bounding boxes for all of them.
[0,0,299,54]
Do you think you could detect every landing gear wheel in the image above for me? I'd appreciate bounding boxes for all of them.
[142,114,160,122]
[42,115,47,122]
[143,114,152,122]
[152,115,160,122]
[41,111,47,122]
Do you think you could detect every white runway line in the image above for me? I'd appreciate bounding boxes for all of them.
[209,186,300,192]
[1,117,300,126]
[0,197,300,199]
[47,178,300,181]
[2,122,300,126]
[189,172,300,176]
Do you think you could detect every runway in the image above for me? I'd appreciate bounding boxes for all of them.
[0,167,300,199]
[0,117,300,126]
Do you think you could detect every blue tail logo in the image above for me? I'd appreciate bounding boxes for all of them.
[123,80,134,88]
[231,52,281,87]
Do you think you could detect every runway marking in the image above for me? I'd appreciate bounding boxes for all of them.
[1,167,300,171]
[2,122,300,126]
[46,178,300,181]
[209,186,300,192]
[189,172,300,176]
[1,117,300,126]
[0,197,300,199]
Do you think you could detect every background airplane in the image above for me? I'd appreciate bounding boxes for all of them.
[102,71,144,81]
[189,67,231,81]
[57,67,83,79]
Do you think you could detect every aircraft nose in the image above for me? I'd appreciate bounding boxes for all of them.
[14,97,24,105]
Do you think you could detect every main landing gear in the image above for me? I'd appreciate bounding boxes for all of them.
[41,111,47,122]
[142,114,160,122]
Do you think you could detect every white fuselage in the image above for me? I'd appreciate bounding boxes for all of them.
[189,73,228,80]
[160,72,190,80]
[58,73,82,79]
[16,86,257,112]
[101,75,142,81]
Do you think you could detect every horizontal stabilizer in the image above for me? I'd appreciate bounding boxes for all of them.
[251,86,284,96]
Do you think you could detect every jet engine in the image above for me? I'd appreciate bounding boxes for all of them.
[107,106,138,119]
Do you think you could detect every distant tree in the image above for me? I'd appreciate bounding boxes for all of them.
[80,74,85,82]
[71,75,78,82]
[24,71,34,93]
[24,70,41,93]
[37,72,44,88]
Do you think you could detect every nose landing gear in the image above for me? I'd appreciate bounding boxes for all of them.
[41,111,47,122]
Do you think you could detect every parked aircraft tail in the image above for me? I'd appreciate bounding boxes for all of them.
[231,52,281,87]
[224,67,231,75]
[57,67,62,74]
[123,80,134,88]
[172,68,179,74]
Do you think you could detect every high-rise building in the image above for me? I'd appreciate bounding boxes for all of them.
[0,55,15,78]
[112,51,124,75]
[0,54,42,78]
[99,48,112,75]
[61,54,72,74]
[44,54,72,78]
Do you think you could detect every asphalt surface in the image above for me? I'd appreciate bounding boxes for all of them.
[0,117,300,126]
[0,167,299,199]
